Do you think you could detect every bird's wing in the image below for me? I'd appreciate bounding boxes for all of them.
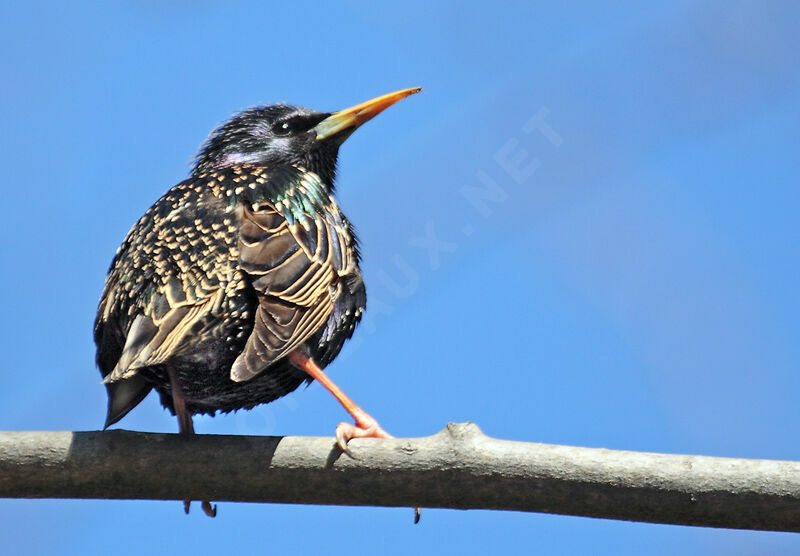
[230,166,356,382]
[101,284,225,383]
[98,176,234,384]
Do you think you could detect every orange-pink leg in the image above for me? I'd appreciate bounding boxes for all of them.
[288,351,392,454]
[167,368,217,518]
[287,352,419,519]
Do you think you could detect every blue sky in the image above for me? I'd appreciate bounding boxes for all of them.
[1,1,798,554]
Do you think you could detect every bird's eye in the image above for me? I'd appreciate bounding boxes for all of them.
[273,117,305,136]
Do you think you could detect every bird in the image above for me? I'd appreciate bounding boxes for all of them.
[94,87,421,515]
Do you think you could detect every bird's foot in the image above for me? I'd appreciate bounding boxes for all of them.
[183,499,218,517]
[335,408,393,456]
[287,351,394,456]
[201,501,218,517]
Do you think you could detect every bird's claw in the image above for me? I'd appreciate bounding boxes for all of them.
[335,418,393,457]
[201,501,218,517]
[183,499,217,517]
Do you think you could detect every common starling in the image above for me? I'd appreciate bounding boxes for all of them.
[94,88,421,513]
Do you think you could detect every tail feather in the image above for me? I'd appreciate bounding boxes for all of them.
[103,375,153,428]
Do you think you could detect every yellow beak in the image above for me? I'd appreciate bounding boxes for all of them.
[313,87,422,141]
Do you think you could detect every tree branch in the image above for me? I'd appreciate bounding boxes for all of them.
[0,423,797,531]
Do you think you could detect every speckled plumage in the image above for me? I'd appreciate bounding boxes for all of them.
[95,125,365,426]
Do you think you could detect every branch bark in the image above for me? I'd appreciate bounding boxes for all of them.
[0,423,797,531]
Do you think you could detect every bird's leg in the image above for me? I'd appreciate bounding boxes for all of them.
[287,351,422,519]
[288,350,392,454]
[168,368,194,436]
[167,368,217,518]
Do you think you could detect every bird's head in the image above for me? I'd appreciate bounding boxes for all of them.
[193,87,421,185]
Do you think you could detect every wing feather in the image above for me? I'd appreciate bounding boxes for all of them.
[96,165,355,389]
[97,175,234,385]
[230,168,355,382]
